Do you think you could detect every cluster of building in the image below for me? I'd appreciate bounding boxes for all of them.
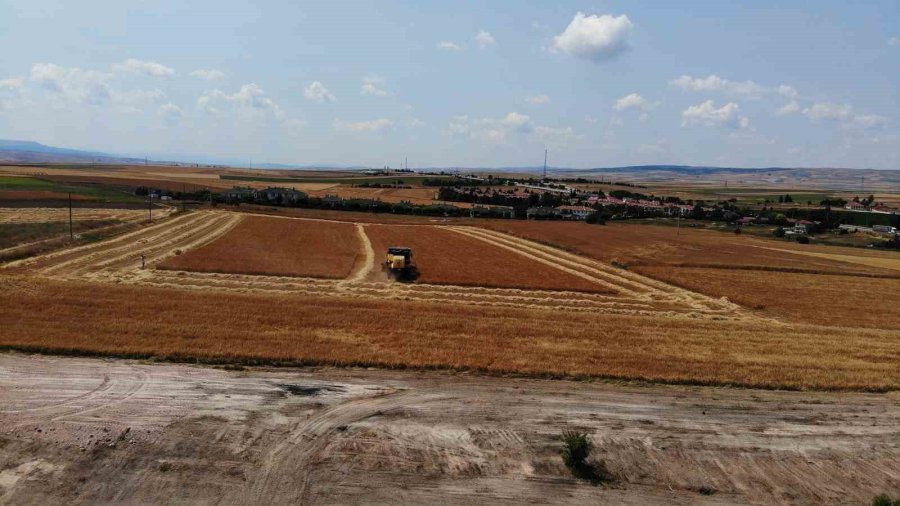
[223,186,307,203]
[845,201,898,214]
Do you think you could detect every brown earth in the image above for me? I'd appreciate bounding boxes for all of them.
[0,353,897,505]
[160,215,363,279]
[364,224,617,293]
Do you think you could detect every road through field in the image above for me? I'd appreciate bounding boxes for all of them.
[0,353,897,505]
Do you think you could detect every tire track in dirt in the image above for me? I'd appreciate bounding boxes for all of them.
[245,390,446,504]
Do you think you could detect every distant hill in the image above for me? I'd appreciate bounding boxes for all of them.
[0,139,143,164]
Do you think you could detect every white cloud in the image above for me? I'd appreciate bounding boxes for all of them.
[361,76,388,96]
[474,30,496,49]
[777,85,798,99]
[775,100,801,116]
[189,69,225,80]
[449,112,533,143]
[114,58,175,78]
[114,88,166,113]
[681,100,750,129]
[530,126,583,147]
[198,83,284,119]
[334,118,393,132]
[448,115,470,135]
[407,118,425,128]
[0,77,24,91]
[159,102,183,122]
[437,41,464,52]
[845,114,887,130]
[303,81,335,103]
[30,63,113,105]
[552,12,633,62]
[526,94,551,105]
[584,115,598,124]
[802,102,853,121]
[669,74,773,98]
[0,77,25,112]
[889,37,900,46]
[613,92,646,111]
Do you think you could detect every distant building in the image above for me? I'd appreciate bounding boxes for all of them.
[223,186,258,201]
[258,187,307,203]
[845,201,866,210]
[555,205,594,220]
[526,206,560,219]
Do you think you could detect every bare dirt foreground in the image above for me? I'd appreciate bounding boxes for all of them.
[0,354,897,505]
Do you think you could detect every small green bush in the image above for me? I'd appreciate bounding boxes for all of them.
[872,493,900,506]
[561,431,612,484]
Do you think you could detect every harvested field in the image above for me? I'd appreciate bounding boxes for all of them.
[751,245,900,272]
[477,220,897,274]
[224,204,469,225]
[364,224,616,293]
[160,216,362,279]
[0,207,155,224]
[634,265,900,330]
[0,277,897,390]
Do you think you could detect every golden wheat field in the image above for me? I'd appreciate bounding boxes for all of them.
[2,208,899,391]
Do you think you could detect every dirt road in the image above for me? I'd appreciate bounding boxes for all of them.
[0,353,897,505]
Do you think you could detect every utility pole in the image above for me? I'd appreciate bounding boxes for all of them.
[68,192,73,241]
[542,148,548,181]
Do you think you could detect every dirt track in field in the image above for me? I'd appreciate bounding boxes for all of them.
[4,211,756,321]
[1,353,897,505]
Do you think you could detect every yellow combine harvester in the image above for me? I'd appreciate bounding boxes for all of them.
[382,246,416,280]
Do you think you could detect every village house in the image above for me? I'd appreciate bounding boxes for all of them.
[555,205,594,220]
[258,187,307,203]
[223,186,258,201]
[526,206,560,219]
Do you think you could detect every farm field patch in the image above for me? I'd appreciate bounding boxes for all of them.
[634,265,900,330]
[0,207,151,224]
[478,221,893,272]
[160,215,362,279]
[363,224,615,293]
[1,277,898,391]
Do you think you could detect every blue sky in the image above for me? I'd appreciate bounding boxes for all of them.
[0,0,898,168]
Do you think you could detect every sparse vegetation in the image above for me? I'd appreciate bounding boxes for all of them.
[872,493,900,506]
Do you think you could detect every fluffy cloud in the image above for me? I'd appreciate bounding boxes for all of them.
[437,41,464,52]
[681,100,750,129]
[552,13,633,62]
[334,118,393,132]
[198,83,284,119]
[889,37,900,46]
[670,75,801,103]
[844,114,887,130]
[530,126,583,147]
[407,118,425,128]
[474,30,496,48]
[30,63,113,105]
[613,93,646,111]
[303,81,335,103]
[802,102,853,121]
[448,112,533,143]
[189,69,225,80]
[0,77,24,111]
[114,59,175,78]
[158,102,183,122]
[776,100,801,116]
[361,76,388,96]
[526,94,550,105]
